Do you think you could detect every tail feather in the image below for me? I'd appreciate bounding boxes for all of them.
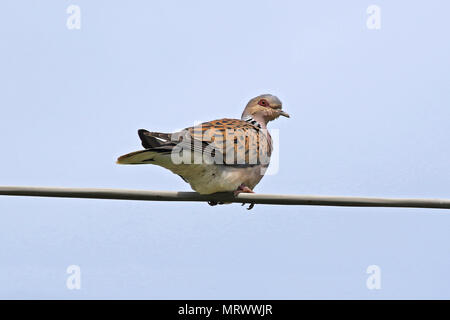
[138,129,172,149]
[116,150,157,164]
[117,129,177,165]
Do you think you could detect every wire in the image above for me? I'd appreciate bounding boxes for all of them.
[0,186,449,210]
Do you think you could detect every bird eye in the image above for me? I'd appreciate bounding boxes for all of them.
[258,99,268,107]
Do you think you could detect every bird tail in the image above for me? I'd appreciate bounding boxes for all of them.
[117,129,175,165]
[138,129,173,149]
[116,149,160,164]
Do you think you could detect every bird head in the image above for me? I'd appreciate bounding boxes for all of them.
[241,94,289,126]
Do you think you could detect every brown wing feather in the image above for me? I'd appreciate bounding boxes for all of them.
[137,119,272,166]
[183,118,272,166]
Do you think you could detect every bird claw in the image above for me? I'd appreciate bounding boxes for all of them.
[208,201,225,207]
[209,185,255,209]
[234,184,255,210]
[241,202,255,210]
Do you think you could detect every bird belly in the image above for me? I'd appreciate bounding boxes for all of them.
[170,164,265,195]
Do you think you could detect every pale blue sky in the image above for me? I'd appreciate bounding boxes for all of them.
[0,0,449,299]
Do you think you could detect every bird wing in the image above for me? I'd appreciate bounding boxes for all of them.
[184,118,272,166]
[119,119,272,167]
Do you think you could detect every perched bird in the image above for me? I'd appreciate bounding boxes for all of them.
[117,94,289,209]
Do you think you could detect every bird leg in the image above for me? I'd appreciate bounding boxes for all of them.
[234,184,255,210]
[234,184,254,196]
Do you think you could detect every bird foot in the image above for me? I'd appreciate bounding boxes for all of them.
[241,202,255,210]
[234,183,254,196]
[234,184,255,210]
[208,201,225,207]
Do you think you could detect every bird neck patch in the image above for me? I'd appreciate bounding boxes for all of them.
[242,115,263,129]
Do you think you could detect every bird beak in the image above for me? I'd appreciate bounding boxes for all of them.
[279,110,290,118]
